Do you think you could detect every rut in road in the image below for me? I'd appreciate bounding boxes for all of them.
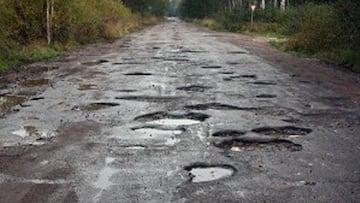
[0,19,359,203]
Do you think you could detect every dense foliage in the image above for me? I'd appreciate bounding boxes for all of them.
[179,0,360,71]
[0,0,168,71]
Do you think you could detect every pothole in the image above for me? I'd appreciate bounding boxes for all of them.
[201,65,222,69]
[162,58,190,62]
[30,97,45,101]
[176,85,211,92]
[116,89,137,93]
[250,81,276,85]
[219,71,235,75]
[79,84,97,91]
[256,94,277,98]
[20,79,50,87]
[112,62,145,65]
[124,72,153,76]
[12,126,55,138]
[185,103,258,111]
[228,51,247,54]
[134,111,210,126]
[238,74,257,79]
[214,138,303,152]
[79,102,120,111]
[226,62,240,65]
[0,95,27,113]
[184,163,236,183]
[115,96,182,103]
[212,130,246,137]
[124,145,147,150]
[251,126,312,137]
[181,50,207,53]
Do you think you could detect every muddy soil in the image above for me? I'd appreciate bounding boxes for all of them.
[0,18,359,203]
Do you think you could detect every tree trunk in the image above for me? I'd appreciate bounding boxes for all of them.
[274,0,278,8]
[261,0,265,9]
[280,0,285,10]
[46,0,50,45]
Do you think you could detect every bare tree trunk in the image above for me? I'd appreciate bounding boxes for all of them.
[274,0,278,8]
[280,0,285,10]
[261,0,266,9]
[46,0,54,45]
[46,0,50,45]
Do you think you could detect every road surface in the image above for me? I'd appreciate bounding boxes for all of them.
[1,19,360,202]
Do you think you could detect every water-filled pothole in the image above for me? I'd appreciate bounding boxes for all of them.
[134,111,210,126]
[238,74,257,79]
[185,103,258,111]
[176,85,211,92]
[131,126,185,135]
[181,50,208,53]
[79,102,120,111]
[256,94,277,98]
[20,79,50,87]
[201,66,222,69]
[251,126,312,137]
[214,138,303,152]
[184,163,236,183]
[115,96,182,103]
[124,72,152,76]
[0,95,27,113]
[212,130,246,137]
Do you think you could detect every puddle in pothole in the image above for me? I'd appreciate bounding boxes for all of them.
[184,164,236,183]
[185,103,258,111]
[226,62,240,65]
[132,126,184,135]
[0,95,26,113]
[201,65,222,69]
[256,94,277,99]
[214,138,303,152]
[176,85,211,92]
[134,111,210,124]
[251,126,312,137]
[124,145,147,150]
[20,79,50,87]
[79,84,97,91]
[124,72,153,76]
[79,102,120,111]
[147,119,201,126]
[115,96,182,103]
[12,126,55,138]
[212,130,246,137]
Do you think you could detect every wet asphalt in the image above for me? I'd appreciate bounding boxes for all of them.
[0,19,360,202]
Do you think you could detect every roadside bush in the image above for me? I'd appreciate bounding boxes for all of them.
[285,4,341,53]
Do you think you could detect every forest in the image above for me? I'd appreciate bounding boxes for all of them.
[178,0,359,71]
[0,0,168,71]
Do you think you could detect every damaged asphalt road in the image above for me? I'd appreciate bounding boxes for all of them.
[0,19,360,202]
